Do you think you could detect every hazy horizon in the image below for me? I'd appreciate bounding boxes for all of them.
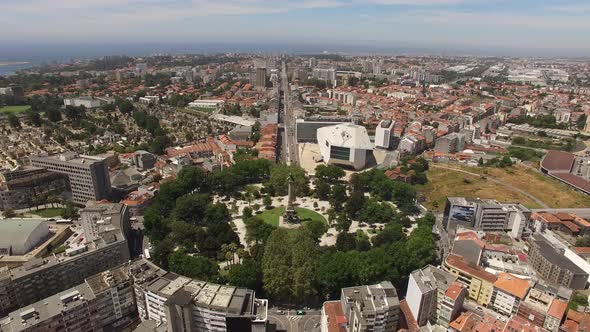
[1,0,590,60]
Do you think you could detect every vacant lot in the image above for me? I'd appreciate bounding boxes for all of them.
[487,166,590,208]
[257,207,327,227]
[418,167,541,210]
[419,164,590,210]
[0,105,31,114]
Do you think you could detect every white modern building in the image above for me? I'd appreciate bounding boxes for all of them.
[375,119,395,149]
[188,99,225,110]
[0,219,50,256]
[317,123,373,170]
[63,97,104,109]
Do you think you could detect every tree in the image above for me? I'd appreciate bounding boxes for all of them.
[7,113,20,129]
[243,206,253,219]
[62,201,79,219]
[336,232,356,251]
[315,164,345,184]
[171,194,211,226]
[345,191,366,219]
[335,213,352,232]
[227,259,263,291]
[46,108,62,122]
[246,217,276,245]
[372,223,405,247]
[263,195,272,209]
[577,114,587,130]
[262,228,318,303]
[28,111,42,127]
[301,219,328,242]
[262,229,294,301]
[267,164,309,196]
[315,180,331,201]
[359,199,396,224]
[329,184,348,210]
[168,251,219,280]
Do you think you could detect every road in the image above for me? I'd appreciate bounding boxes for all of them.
[267,308,321,332]
[430,164,549,209]
[280,61,299,166]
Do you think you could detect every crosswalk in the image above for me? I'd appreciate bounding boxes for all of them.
[287,315,303,322]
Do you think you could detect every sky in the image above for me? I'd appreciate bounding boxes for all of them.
[1,0,590,56]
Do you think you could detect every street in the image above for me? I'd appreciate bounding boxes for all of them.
[280,61,299,166]
[267,308,321,332]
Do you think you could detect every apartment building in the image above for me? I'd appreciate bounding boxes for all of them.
[2,264,137,332]
[544,298,568,332]
[85,266,137,330]
[340,281,400,332]
[437,281,466,327]
[528,233,588,290]
[30,153,112,205]
[434,133,465,154]
[0,202,130,316]
[0,168,70,211]
[443,254,497,306]
[129,259,267,332]
[406,265,456,326]
[489,273,531,316]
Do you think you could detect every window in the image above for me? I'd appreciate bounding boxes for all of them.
[330,146,350,160]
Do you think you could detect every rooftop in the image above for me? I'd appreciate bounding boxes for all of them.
[317,123,374,150]
[323,301,347,332]
[445,254,497,283]
[493,272,530,299]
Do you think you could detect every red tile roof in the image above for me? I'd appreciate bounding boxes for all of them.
[323,301,347,332]
[547,298,568,320]
[493,273,530,299]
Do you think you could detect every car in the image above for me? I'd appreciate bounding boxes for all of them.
[277,310,284,314]
[297,310,305,316]
[476,306,483,311]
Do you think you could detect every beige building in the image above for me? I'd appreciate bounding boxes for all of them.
[443,254,497,306]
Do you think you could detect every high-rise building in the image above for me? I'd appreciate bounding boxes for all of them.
[30,153,112,205]
[375,120,395,149]
[255,67,267,89]
[2,264,137,332]
[0,202,130,316]
[309,57,317,68]
[0,167,70,211]
[528,233,588,290]
[340,281,400,332]
[129,259,268,332]
[406,265,457,326]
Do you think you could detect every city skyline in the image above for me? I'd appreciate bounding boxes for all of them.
[1,0,590,57]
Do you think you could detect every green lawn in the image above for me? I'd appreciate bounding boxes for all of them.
[35,208,65,218]
[0,105,31,114]
[257,207,327,227]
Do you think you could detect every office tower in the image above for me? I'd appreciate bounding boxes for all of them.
[256,67,267,88]
[30,153,112,205]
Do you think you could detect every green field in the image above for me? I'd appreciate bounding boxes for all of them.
[0,105,31,114]
[257,207,327,227]
[35,208,65,218]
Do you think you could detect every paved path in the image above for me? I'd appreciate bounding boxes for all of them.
[430,164,549,208]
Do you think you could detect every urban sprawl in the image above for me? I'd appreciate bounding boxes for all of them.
[1,54,590,332]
